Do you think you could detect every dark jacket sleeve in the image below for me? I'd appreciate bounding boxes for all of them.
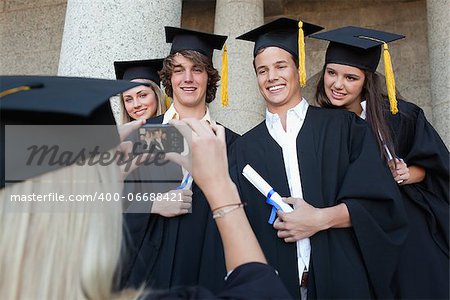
[146,262,292,300]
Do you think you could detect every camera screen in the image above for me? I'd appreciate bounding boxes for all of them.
[134,124,184,154]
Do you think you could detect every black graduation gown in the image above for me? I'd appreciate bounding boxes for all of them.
[121,115,240,294]
[387,100,449,299]
[229,107,408,299]
[145,262,292,300]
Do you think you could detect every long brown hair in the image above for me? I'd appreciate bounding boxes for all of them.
[159,50,220,104]
[315,64,396,163]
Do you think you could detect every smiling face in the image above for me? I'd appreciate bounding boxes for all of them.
[324,63,365,115]
[122,81,158,120]
[254,47,302,112]
[170,53,208,109]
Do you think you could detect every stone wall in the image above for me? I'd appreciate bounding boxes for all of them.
[181,0,216,31]
[0,0,67,75]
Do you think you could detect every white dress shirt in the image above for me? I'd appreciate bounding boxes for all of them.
[265,99,311,285]
[360,100,367,120]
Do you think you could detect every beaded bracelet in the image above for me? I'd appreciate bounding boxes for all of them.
[212,202,246,219]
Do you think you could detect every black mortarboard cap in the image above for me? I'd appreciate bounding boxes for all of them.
[309,26,404,72]
[114,58,164,85]
[310,26,404,114]
[0,76,142,188]
[165,26,227,59]
[236,17,323,87]
[236,17,323,58]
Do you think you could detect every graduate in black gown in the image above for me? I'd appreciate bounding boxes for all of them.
[311,26,449,299]
[121,27,239,293]
[232,18,408,299]
[142,118,291,299]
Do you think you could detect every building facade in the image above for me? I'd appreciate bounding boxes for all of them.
[1,0,448,147]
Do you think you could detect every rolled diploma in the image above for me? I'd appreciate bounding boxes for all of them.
[242,164,293,212]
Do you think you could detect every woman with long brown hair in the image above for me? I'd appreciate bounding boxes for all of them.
[312,26,449,299]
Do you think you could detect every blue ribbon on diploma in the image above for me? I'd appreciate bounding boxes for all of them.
[177,174,191,190]
[266,189,282,224]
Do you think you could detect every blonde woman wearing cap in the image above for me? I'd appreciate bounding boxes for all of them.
[114,59,192,220]
[114,59,167,124]
[312,26,449,299]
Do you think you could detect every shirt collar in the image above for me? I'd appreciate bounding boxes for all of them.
[162,104,211,124]
[360,100,367,120]
[265,98,309,130]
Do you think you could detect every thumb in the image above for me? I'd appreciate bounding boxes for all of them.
[118,119,146,141]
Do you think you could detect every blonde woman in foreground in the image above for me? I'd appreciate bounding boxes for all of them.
[0,119,291,300]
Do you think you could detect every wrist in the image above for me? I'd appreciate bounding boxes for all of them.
[316,208,332,231]
[203,179,240,211]
[320,203,351,229]
[212,203,246,219]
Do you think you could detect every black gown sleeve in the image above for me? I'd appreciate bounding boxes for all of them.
[145,262,292,300]
[335,114,409,298]
[400,104,449,202]
[390,101,449,255]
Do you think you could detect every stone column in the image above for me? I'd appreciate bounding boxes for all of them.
[211,0,264,134]
[427,0,450,147]
[58,0,182,78]
[58,0,182,121]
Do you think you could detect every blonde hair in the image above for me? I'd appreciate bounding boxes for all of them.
[120,80,167,124]
[0,159,142,299]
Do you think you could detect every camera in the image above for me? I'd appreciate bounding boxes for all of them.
[133,124,184,154]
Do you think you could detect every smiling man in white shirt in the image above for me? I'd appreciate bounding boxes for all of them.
[232,18,408,299]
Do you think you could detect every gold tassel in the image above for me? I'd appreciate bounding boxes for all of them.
[164,92,172,110]
[383,43,398,114]
[221,44,229,107]
[358,35,399,115]
[298,20,306,88]
[0,86,31,98]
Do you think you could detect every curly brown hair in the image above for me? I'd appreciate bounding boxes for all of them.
[159,50,220,103]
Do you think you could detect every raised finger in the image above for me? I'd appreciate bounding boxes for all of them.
[183,118,215,138]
